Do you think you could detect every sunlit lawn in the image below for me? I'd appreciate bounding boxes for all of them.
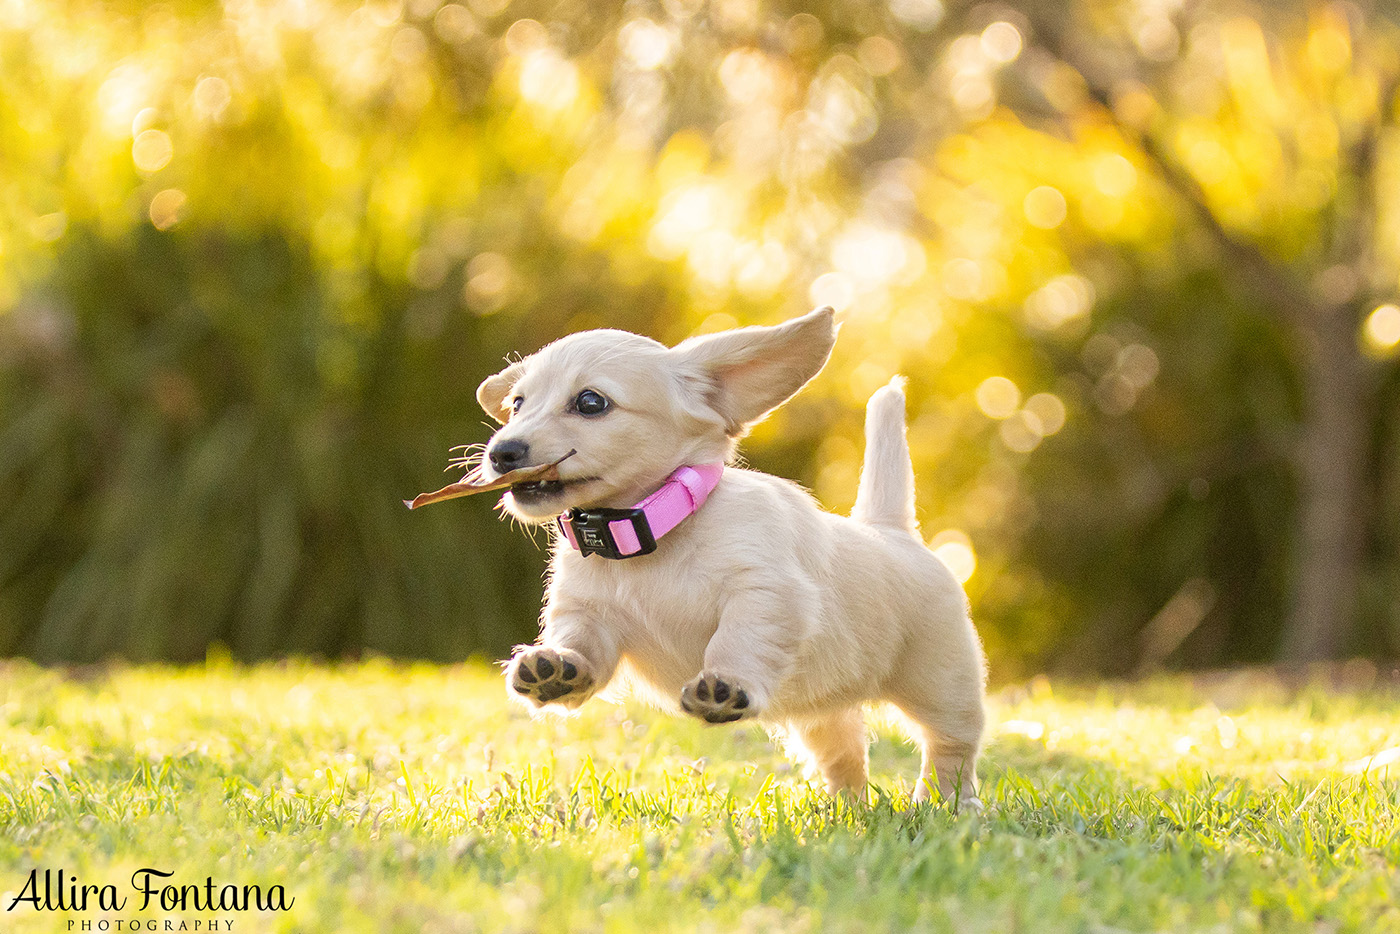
[1,659,1398,933]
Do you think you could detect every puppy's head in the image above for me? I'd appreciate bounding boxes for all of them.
[476,307,837,522]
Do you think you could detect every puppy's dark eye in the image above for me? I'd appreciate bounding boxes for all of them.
[573,389,609,417]
[510,397,524,414]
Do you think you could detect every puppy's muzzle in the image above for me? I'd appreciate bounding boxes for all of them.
[488,438,530,473]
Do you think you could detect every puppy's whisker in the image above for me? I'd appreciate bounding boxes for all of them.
[493,498,545,548]
[446,454,485,472]
[447,448,486,465]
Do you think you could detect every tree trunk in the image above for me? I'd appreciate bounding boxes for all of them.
[1283,307,1368,661]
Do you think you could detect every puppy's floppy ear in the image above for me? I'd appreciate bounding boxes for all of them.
[672,306,837,436]
[476,358,528,423]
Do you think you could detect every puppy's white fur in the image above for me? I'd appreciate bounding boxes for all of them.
[477,308,987,808]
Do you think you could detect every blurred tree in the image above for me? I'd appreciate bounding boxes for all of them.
[1010,0,1400,663]
[1,0,1398,673]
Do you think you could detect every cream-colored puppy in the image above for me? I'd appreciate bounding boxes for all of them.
[474,307,987,808]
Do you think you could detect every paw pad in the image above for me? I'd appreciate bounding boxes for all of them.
[510,648,592,706]
[680,673,754,724]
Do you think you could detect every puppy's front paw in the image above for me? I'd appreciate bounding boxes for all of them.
[508,647,594,708]
[680,672,757,724]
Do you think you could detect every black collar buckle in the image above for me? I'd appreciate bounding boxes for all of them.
[558,507,657,559]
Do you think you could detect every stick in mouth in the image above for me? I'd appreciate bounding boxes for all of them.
[403,450,578,510]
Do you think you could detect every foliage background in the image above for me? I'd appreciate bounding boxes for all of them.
[2,0,1400,677]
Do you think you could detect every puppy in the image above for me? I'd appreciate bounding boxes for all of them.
[475,307,987,808]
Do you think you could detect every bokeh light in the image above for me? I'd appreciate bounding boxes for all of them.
[1025,274,1095,331]
[1093,154,1138,197]
[980,22,1022,64]
[1362,304,1400,355]
[148,189,187,230]
[1024,393,1067,435]
[929,529,977,583]
[619,18,676,70]
[809,272,855,312]
[192,77,231,120]
[976,376,1021,419]
[132,129,173,175]
[1023,186,1068,229]
[1000,410,1043,453]
[889,0,944,32]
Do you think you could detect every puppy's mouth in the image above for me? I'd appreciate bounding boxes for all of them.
[508,475,599,505]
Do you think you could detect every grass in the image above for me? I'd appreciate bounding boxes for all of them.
[1,659,1398,933]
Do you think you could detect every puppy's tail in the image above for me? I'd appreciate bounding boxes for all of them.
[851,376,918,535]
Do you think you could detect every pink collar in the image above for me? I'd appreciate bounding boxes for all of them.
[557,463,724,559]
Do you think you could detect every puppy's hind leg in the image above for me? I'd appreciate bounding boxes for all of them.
[904,709,984,812]
[785,708,869,799]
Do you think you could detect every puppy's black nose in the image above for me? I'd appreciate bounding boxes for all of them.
[488,439,530,472]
